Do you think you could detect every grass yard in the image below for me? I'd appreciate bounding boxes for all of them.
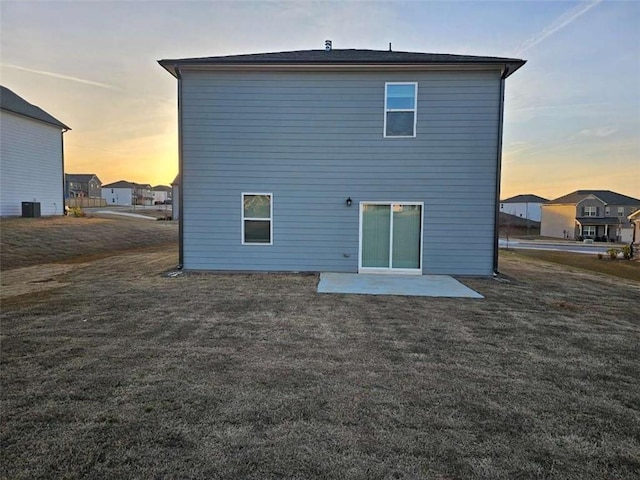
[0,215,177,270]
[1,221,639,479]
[509,248,640,282]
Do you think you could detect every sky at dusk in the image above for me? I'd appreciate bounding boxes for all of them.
[1,0,638,199]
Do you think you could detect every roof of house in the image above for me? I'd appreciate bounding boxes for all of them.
[171,174,180,185]
[103,180,151,189]
[152,185,172,191]
[66,174,101,184]
[575,217,634,226]
[1,85,70,130]
[159,49,526,78]
[548,190,640,205]
[501,194,548,204]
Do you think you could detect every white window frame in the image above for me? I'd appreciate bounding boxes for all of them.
[383,82,418,138]
[617,207,625,217]
[584,206,597,217]
[583,226,596,237]
[241,192,273,245]
[358,201,424,275]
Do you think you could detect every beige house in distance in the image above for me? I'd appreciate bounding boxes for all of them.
[541,190,640,242]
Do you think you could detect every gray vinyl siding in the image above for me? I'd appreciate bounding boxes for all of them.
[180,69,502,275]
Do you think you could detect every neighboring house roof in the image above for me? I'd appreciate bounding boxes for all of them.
[575,217,633,226]
[548,190,640,205]
[103,180,152,189]
[171,174,180,186]
[159,49,526,78]
[66,174,101,184]
[1,85,70,130]
[501,194,548,203]
[628,209,640,220]
[152,185,172,192]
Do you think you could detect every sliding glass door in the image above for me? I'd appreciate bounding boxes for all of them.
[360,202,423,273]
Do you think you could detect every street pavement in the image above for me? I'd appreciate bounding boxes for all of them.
[499,238,618,255]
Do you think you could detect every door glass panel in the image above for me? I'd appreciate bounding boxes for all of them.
[392,204,421,269]
[362,204,391,268]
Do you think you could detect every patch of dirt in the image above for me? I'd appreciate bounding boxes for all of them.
[1,263,83,299]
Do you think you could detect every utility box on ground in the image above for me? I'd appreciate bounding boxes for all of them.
[21,202,41,218]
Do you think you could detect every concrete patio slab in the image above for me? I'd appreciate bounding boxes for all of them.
[317,273,484,298]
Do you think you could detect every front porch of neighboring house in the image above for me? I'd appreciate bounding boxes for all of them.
[576,220,624,242]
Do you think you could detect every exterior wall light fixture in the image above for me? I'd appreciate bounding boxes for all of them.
[346,197,352,207]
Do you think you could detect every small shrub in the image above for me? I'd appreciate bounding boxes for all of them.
[621,244,633,260]
[606,248,620,260]
[597,253,603,260]
[69,207,85,217]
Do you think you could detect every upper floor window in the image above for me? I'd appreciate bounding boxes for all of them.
[618,207,625,217]
[584,206,597,217]
[242,193,272,245]
[384,83,417,138]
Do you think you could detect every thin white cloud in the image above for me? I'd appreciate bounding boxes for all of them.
[512,102,608,113]
[579,127,617,137]
[514,0,603,56]
[0,63,117,90]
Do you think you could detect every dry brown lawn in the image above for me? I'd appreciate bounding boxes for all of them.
[1,221,639,479]
[510,248,640,282]
[0,215,177,270]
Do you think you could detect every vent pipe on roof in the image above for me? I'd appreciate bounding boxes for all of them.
[389,42,392,52]
[325,40,332,51]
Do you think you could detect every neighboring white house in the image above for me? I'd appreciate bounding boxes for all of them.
[102,180,153,206]
[152,185,172,204]
[0,85,70,216]
[499,194,547,222]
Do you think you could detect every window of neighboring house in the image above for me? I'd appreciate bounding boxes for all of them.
[111,189,114,194]
[384,83,417,137]
[242,193,272,245]
[618,207,625,217]
[584,206,597,217]
[583,226,596,237]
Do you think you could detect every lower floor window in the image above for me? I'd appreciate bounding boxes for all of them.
[583,226,596,237]
[242,193,272,244]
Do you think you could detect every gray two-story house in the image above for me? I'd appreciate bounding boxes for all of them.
[541,190,640,242]
[65,174,102,199]
[159,47,525,276]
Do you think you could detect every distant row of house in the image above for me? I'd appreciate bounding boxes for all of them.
[65,174,173,206]
[0,85,175,216]
[501,191,640,243]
